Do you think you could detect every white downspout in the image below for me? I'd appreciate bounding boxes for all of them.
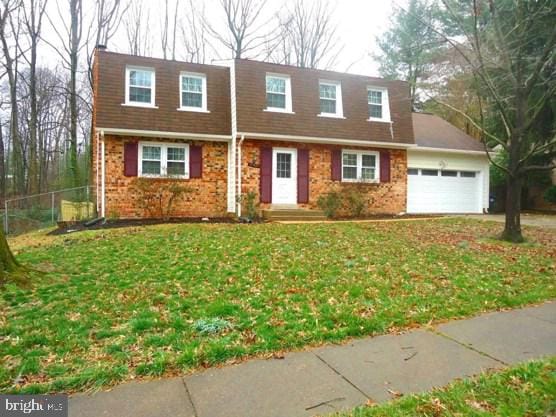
[100,130,106,218]
[229,135,236,214]
[236,134,245,217]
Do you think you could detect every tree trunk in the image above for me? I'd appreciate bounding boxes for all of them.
[501,175,524,243]
[69,0,80,188]
[28,36,39,194]
[0,122,5,202]
[0,226,23,285]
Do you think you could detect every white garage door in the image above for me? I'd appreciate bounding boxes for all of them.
[407,168,482,213]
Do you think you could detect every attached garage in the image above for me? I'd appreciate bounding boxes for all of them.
[407,113,490,214]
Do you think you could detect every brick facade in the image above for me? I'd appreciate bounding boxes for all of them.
[92,51,413,219]
[100,135,229,218]
[240,139,407,216]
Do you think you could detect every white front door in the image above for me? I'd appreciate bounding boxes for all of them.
[272,148,297,205]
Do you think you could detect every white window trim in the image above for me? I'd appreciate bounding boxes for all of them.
[319,80,344,118]
[123,66,157,108]
[178,71,209,113]
[138,141,189,179]
[265,73,293,113]
[367,86,391,122]
[341,149,380,183]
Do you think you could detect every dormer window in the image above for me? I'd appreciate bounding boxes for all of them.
[125,66,156,107]
[367,87,390,122]
[179,72,208,112]
[265,74,292,113]
[319,80,343,118]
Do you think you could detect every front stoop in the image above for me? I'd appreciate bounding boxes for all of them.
[262,208,327,221]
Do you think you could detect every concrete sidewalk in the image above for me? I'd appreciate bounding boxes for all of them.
[69,302,556,417]
[459,213,556,229]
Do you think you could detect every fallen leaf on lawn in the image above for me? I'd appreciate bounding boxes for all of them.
[387,389,403,398]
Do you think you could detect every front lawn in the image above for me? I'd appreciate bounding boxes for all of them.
[1,218,555,393]
[330,357,556,417]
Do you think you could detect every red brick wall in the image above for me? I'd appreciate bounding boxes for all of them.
[102,135,229,218]
[240,139,407,215]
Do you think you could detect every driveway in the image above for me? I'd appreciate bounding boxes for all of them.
[461,213,556,229]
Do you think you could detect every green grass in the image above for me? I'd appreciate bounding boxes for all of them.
[1,218,555,393]
[330,357,556,416]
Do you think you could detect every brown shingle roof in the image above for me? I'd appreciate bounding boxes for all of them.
[412,112,485,152]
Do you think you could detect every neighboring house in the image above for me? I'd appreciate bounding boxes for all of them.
[92,48,489,218]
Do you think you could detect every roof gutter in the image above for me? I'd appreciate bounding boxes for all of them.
[408,146,489,156]
[97,127,231,142]
[236,132,416,149]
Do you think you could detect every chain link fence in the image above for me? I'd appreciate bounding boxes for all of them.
[2,186,97,235]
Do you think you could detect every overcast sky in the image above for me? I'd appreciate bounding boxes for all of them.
[38,0,405,77]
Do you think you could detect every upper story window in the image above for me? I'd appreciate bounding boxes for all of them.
[265,74,292,113]
[125,66,156,107]
[319,81,343,118]
[367,87,390,122]
[139,142,189,178]
[342,150,379,182]
[180,72,208,112]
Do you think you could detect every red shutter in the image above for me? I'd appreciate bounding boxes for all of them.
[297,149,309,203]
[190,145,202,178]
[331,149,341,181]
[260,147,272,203]
[123,142,138,177]
[380,151,391,183]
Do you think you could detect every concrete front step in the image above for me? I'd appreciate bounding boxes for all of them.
[262,209,327,221]
[266,216,327,222]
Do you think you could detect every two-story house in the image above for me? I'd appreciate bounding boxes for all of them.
[92,48,489,219]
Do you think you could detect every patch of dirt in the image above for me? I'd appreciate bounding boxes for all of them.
[48,217,238,235]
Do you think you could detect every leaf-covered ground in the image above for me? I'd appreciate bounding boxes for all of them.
[331,357,556,417]
[1,218,555,393]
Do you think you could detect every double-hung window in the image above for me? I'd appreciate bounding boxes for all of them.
[180,72,207,112]
[367,87,390,122]
[125,66,156,107]
[139,142,189,178]
[319,80,343,118]
[265,74,292,112]
[342,150,379,182]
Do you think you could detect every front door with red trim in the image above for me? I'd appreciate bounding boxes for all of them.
[272,148,297,204]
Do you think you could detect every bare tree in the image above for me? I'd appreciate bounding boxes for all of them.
[20,0,48,194]
[44,0,88,187]
[160,0,168,59]
[206,0,280,59]
[0,119,5,201]
[0,0,25,196]
[87,0,127,87]
[124,0,149,56]
[67,0,82,187]
[412,0,556,242]
[276,0,340,69]
[180,0,210,63]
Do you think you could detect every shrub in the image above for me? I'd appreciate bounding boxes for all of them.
[241,191,259,220]
[317,191,342,218]
[131,177,192,220]
[544,185,556,203]
[344,189,366,217]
